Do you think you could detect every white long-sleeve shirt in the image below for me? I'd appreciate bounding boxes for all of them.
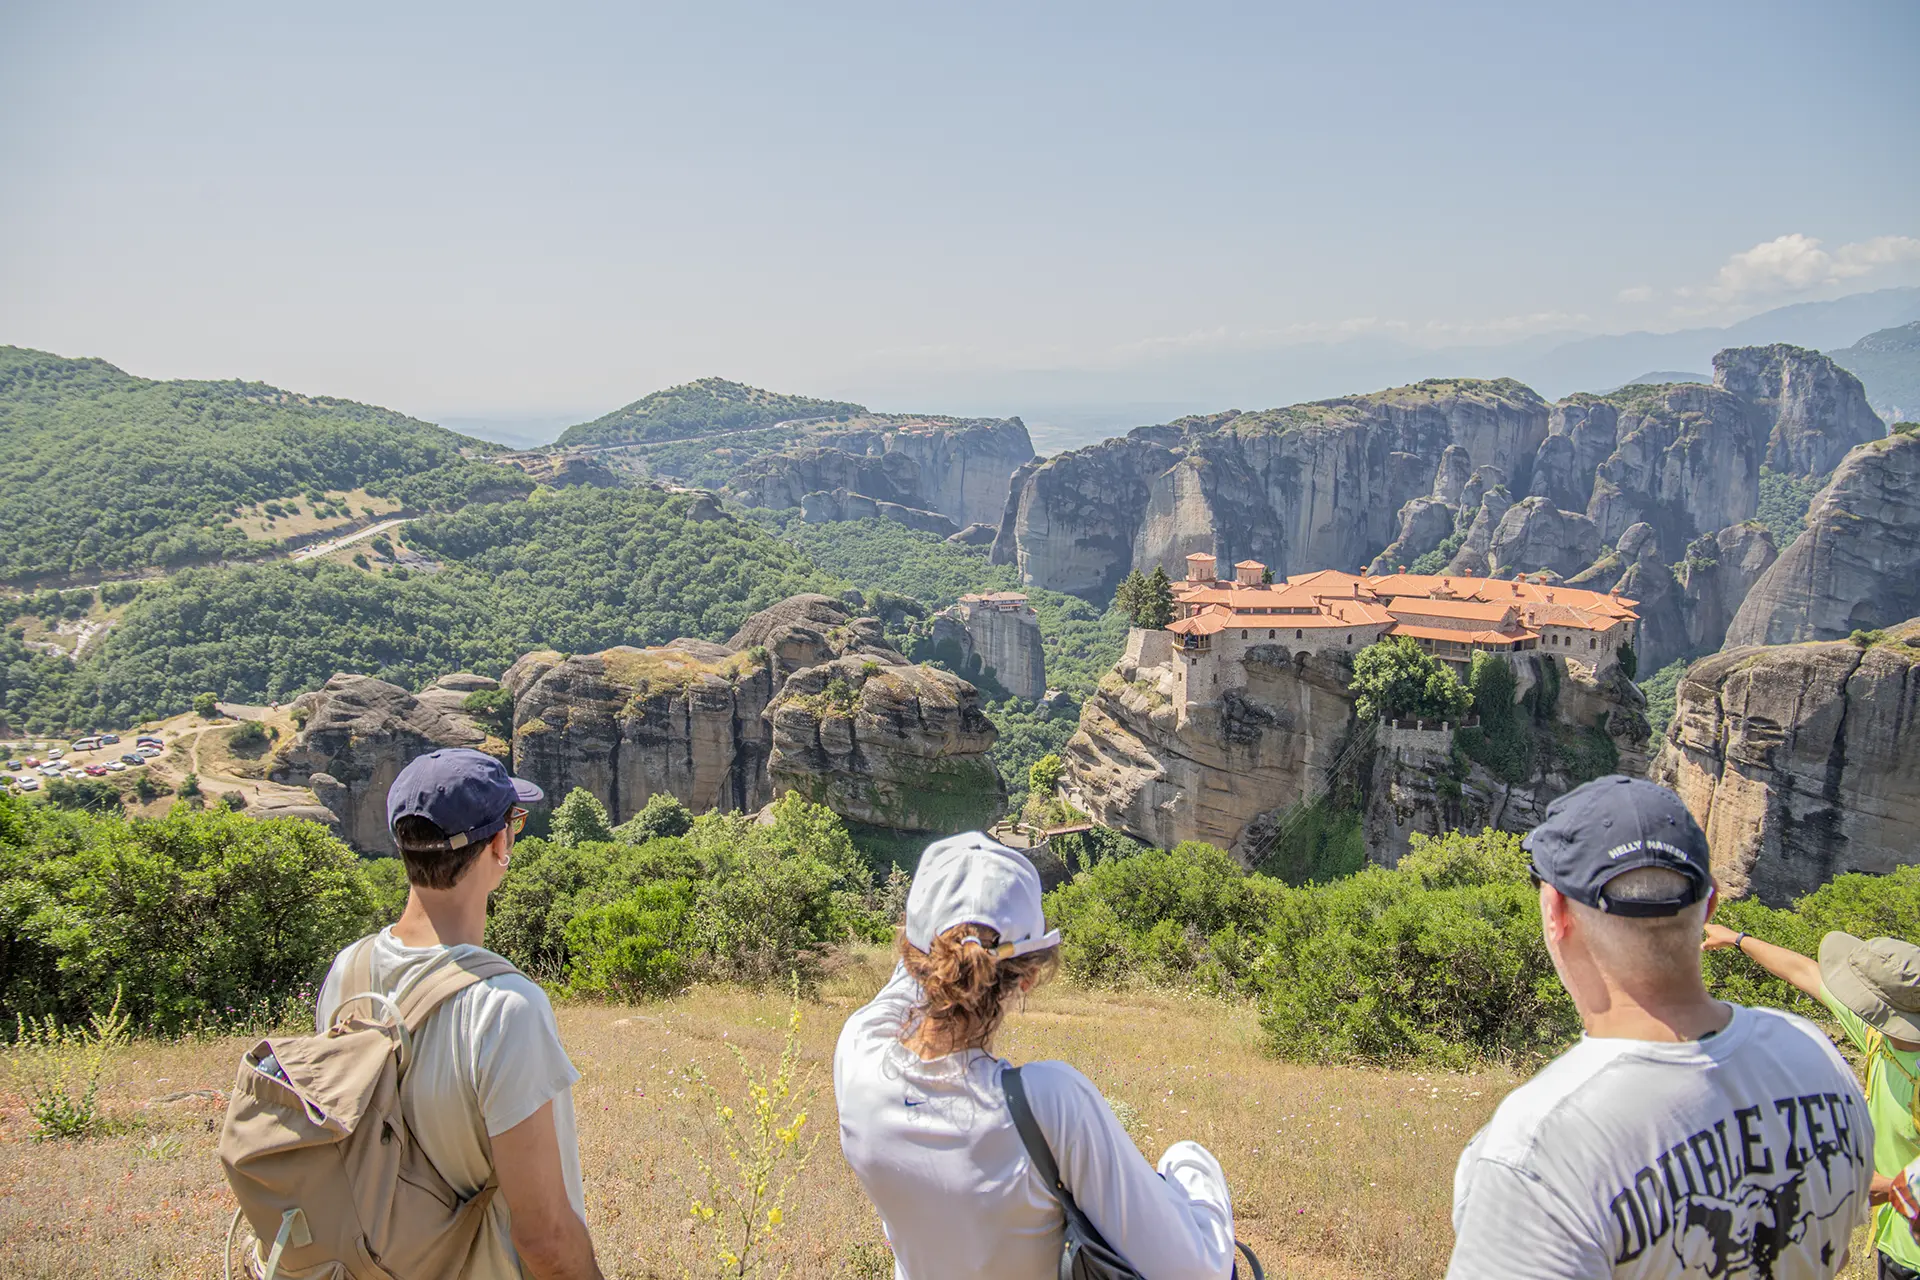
[833,963,1235,1280]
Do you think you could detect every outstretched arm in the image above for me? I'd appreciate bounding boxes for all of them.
[1702,924,1823,1000]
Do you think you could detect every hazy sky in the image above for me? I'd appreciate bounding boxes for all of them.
[3,0,1916,424]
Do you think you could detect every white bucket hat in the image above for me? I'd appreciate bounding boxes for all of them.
[905,832,1062,959]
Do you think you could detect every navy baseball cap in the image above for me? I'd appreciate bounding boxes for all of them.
[1522,774,1712,917]
[386,748,544,854]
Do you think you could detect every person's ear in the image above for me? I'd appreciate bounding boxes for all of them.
[491,828,512,865]
[1540,882,1574,943]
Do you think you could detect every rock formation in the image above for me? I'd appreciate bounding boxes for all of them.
[767,655,1004,832]
[1584,383,1760,559]
[799,489,958,537]
[1725,431,1920,648]
[1487,496,1602,580]
[272,673,496,852]
[1654,623,1920,904]
[503,642,778,822]
[1442,487,1515,578]
[1368,497,1456,575]
[277,594,1003,850]
[947,522,999,546]
[1712,344,1886,478]
[727,418,1034,529]
[949,594,1046,700]
[994,381,1549,597]
[1674,522,1778,657]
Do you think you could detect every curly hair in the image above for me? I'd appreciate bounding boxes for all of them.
[898,922,1060,1055]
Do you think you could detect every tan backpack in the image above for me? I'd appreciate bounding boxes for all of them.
[218,937,522,1280]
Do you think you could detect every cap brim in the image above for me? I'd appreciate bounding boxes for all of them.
[1003,928,1062,959]
[510,777,545,805]
[1819,932,1920,1041]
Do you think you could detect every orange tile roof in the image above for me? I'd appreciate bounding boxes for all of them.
[1392,623,1541,646]
[1167,610,1232,636]
[1358,572,1637,617]
[1386,596,1520,624]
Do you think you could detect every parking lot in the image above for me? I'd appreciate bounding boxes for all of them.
[2,732,164,792]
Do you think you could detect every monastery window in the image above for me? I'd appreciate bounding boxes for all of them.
[1346,634,1352,645]
[1295,629,1303,640]
[1590,637,1597,650]
[1267,629,1275,639]
[1241,630,1248,640]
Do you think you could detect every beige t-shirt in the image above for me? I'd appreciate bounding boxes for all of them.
[316,929,584,1280]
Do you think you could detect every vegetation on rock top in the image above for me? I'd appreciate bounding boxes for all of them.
[556,378,866,450]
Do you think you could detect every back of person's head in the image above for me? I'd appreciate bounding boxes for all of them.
[899,923,1059,1053]
[1568,865,1710,984]
[900,833,1063,1053]
[384,748,545,891]
[1523,775,1716,989]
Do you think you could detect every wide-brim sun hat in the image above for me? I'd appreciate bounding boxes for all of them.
[1819,931,1920,1042]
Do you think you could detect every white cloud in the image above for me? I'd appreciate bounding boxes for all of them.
[1616,284,1655,303]
[1699,233,1920,302]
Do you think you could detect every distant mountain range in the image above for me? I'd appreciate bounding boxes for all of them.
[1827,320,1920,423]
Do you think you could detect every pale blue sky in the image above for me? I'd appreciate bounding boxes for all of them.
[2,1,1915,428]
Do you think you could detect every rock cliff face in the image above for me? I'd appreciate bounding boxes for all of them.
[1653,624,1920,904]
[1712,344,1886,478]
[1675,523,1778,657]
[1585,383,1760,559]
[1725,432,1920,648]
[767,655,1004,832]
[1062,631,1647,863]
[995,381,1548,597]
[272,673,496,852]
[1060,634,1356,859]
[504,642,777,823]
[1368,497,1456,575]
[952,599,1046,700]
[277,595,1002,850]
[1442,488,1515,578]
[799,489,958,536]
[727,418,1034,529]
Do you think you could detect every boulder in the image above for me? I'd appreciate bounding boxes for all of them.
[726,593,897,679]
[1712,344,1886,478]
[1725,432,1920,647]
[947,522,999,546]
[766,655,1004,832]
[272,674,492,853]
[1653,624,1920,904]
[1487,496,1602,580]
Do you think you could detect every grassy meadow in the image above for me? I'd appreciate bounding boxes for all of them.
[0,946,1882,1278]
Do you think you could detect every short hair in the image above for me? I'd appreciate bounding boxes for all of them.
[392,815,485,890]
[1576,866,1709,982]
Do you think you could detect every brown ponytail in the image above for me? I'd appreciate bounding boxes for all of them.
[899,922,1060,1055]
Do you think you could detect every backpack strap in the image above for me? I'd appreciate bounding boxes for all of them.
[1003,1065,1067,1197]
[395,952,524,1034]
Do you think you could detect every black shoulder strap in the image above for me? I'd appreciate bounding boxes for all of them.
[1003,1065,1068,1199]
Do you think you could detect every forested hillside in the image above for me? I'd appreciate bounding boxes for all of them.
[556,377,865,449]
[1,488,842,732]
[0,347,527,581]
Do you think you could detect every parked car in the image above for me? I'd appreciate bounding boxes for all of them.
[136,736,163,748]
[100,734,120,745]
[18,776,40,791]
[83,764,107,777]
[136,746,162,759]
[71,736,101,752]
[5,759,18,770]
[104,760,127,772]
[121,752,145,765]
[24,756,40,767]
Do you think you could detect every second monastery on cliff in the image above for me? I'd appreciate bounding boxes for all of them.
[1149,552,1639,704]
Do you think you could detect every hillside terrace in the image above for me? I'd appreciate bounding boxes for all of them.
[1158,553,1637,699]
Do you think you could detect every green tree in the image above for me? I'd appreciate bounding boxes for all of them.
[551,787,613,848]
[460,687,514,737]
[1113,569,1149,626]
[1027,753,1065,800]
[176,771,202,799]
[192,691,220,718]
[1139,567,1175,629]
[1348,636,1470,723]
[1617,640,1638,681]
[615,792,693,843]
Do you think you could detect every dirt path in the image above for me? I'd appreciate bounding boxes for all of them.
[289,516,407,562]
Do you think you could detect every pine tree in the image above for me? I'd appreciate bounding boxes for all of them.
[1141,566,1175,629]
[1113,568,1149,626]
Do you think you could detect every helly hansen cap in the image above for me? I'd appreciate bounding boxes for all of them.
[386,748,544,854]
[905,832,1062,958]
[1522,774,1712,917]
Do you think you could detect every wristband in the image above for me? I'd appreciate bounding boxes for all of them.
[1734,932,1749,951]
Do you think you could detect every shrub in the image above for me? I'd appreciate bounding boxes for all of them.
[219,791,248,811]
[1047,841,1285,993]
[175,772,201,799]
[563,881,694,1000]
[45,777,122,815]
[550,787,614,847]
[8,990,132,1140]
[1397,827,1529,889]
[1027,753,1064,799]
[192,691,220,718]
[228,720,269,752]
[459,686,514,736]
[615,792,693,843]
[1256,869,1577,1069]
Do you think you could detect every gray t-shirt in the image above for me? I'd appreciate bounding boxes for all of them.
[316,929,584,1280]
[1448,1004,1872,1279]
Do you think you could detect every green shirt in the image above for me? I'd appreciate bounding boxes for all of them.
[1821,983,1920,1266]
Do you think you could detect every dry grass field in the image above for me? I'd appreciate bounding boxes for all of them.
[0,946,1880,1279]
